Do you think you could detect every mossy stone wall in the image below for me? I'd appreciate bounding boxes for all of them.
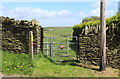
[2,16,42,54]
[79,35,120,69]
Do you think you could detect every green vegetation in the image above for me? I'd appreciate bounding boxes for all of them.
[32,54,95,77]
[73,14,119,35]
[1,51,95,77]
[1,51,35,75]
[82,16,100,23]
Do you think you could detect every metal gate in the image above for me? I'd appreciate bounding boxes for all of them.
[43,36,78,61]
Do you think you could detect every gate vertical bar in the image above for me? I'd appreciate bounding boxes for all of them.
[66,36,69,57]
[50,37,53,57]
[46,44,49,56]
[46,37,49,56]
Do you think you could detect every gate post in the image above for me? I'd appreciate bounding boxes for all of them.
[29,31,34,60]
[66,36,69,57]
[40,27,44,52]
[36,26,41,54]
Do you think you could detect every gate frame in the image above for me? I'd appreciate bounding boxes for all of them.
[43,36,79,59]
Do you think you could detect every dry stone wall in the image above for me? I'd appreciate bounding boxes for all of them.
[79,35,120,69]
[2,16,42,54]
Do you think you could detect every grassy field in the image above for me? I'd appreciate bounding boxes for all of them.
[1,27,119,77]
[44,27,73,37]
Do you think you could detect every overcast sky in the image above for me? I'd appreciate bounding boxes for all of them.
[0,1,118,27]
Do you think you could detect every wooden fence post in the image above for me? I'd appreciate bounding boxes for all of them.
[29,31,34,60]
[100,0,106,71]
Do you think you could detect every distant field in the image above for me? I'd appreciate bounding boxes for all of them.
[43,27,73,37]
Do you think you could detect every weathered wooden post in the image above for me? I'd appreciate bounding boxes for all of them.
[31,19,40,54]
[29,31,34,60]
[100,0,106,71]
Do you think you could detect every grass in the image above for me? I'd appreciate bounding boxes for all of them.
[1,51,95,77]
[1,51,119,77]
[1,51,35,76]
[32,53,95,77]
[44,27,73,37]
